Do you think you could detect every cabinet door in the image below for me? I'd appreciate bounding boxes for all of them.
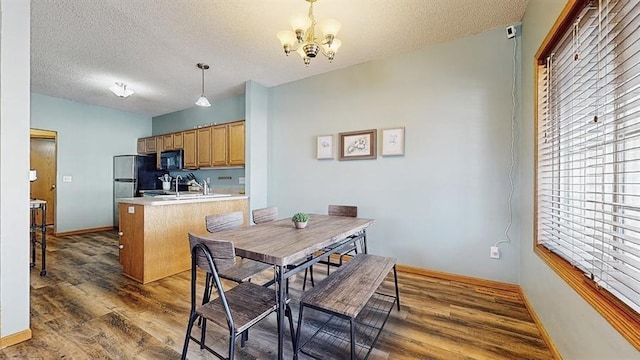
[212,125,228,166]
[163,134,174,151]
[228,121,245,166]
[155,136,163,169]
[173,132,184,149]
[137,138,146,154]
[197,127,212,167]
[118,203,144,283]
[145,137,156,153]
[183,130,197,168]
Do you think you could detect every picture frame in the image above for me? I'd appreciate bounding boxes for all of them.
[316,135,334,159]
[339,129,377,160]
[381,127,405,156]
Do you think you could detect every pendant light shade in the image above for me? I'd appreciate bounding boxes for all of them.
[196,63,211,107]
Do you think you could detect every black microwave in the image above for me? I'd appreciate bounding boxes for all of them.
[160,150,183,170]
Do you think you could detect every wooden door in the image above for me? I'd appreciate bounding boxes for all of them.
[182,130,197,168]
[228,121,245,166]
[30,132,57,227]
[197,127,212,167]
[211,125,228,166]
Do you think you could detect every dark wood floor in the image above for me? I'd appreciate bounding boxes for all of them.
[1,231,554,359]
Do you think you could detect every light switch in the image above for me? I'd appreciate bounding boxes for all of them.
[128,206,135,214]
[62,176,72,183]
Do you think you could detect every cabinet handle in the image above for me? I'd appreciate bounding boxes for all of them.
[118,244,124,249]
[118,231,124,236]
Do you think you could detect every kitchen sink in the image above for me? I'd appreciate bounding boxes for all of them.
[153,193,232,200]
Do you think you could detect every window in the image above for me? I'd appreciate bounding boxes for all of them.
[535,0,640,349]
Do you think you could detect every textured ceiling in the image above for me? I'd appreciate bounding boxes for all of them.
[31,0,528,117]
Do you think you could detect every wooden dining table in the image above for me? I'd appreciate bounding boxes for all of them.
[198,213,374,360]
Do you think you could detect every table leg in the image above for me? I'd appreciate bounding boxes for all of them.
[276,264,285,360]
[40,203,47,276]
[30,208,36,268]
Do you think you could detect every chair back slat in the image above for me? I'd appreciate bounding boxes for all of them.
[206,211,243,233]
[252,206,278,224]
[328,205,358,218]
[188,233,236,273]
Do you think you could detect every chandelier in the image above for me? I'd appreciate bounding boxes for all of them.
[276,0,342,66]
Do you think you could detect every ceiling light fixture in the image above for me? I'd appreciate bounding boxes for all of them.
[109,82,134,98]
[276,0,342,66]
[195,63,211,107]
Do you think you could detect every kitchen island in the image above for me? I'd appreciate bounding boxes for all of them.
[117,194,248,284]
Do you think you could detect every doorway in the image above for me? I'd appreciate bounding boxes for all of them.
[30,129,57,232]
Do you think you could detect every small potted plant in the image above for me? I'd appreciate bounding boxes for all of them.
[291,212,309,229]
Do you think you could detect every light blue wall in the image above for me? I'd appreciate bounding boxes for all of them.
[152,95,245,134]
[518,0,638,357]
[151,95,246,189]
[245,80,269,217]
[30,93,152,233]
[268,27,521,283]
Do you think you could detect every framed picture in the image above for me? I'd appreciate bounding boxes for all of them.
[339,129,377,160]
[381,127,405,156]
[317,135,334,159]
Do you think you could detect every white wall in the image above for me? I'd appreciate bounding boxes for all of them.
[30,93,151,233]
[268,27,521,283]
[519,0,638,357]
[0,0,31,338]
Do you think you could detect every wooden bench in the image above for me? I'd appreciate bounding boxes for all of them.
[295,254,400,360]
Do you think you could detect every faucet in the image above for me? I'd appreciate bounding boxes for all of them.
[202,180,209,195]
[175,175,182,198]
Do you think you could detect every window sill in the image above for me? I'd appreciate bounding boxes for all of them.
[534,244,640,350]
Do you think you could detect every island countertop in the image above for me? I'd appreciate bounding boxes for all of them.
[118,194,248,206]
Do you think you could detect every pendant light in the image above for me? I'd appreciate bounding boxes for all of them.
[195,63,211,107]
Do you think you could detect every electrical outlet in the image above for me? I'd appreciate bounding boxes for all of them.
[490,246,500,259]
[206,177,210,184]
[128,206,135,214]
[239,177,245,185]
[62,175,73,183]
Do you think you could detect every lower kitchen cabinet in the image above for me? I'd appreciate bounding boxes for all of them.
[117,197,249,284]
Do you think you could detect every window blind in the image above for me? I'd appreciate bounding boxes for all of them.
[537,0,640,314]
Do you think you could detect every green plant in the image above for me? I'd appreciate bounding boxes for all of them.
[291,212,309,223]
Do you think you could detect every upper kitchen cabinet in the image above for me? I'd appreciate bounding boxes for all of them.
[162,134,174,151]
[196,127,212,167]
[211,121,245,167]
[227,121,245,166]
[146,137,157,153]
[137,138,146,154]
[211,125,228,166]
[173,132,184,149]
[183,130,197,169]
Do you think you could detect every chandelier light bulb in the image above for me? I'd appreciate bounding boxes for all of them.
[277,30,297,49]
[318,18,341,37]
[289,13,312,32]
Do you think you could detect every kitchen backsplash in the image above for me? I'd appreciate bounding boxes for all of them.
[164,168,245,191]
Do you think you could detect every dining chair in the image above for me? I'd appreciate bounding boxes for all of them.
[182,233,296,360]
[252,206,278,224]
[203,212,271,303]
[302,205,366,290]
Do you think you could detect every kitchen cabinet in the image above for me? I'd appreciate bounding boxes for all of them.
[155,136,163,169]
[211,125,228,166]
[137,138,146,154]
[228,121,245,166]
[163,134,174,151]
[183,130,197,169]
[173,132,183,149]
[197,127,212,167]
[145,137,157,153]
[118,197,249,283]
[210,121,245,167]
